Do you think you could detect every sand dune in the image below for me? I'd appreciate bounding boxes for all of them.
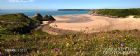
[42,14,140,35]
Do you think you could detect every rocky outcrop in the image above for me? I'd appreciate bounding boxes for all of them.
[48,15,56,21]
[43,15,56,21]
[32,13,56,22]
[43,15,50,21]
[32,13,43,21]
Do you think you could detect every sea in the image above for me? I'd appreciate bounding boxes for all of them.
[0,9,89,16]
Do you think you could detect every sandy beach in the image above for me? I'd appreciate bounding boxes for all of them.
[42,14,140,35]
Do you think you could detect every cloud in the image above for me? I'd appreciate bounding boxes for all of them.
[9,0,34,2]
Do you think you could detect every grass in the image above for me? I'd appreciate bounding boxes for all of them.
[90,9,140,18]
[0,30,140,56]
[0,13,140,56]
[0,13,38,34]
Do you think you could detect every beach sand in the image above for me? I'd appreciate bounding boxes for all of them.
[42,14,140,35]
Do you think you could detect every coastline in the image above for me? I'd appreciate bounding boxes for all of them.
[42,14,140,35]
[0,10,89,17]
[53,14,89,16]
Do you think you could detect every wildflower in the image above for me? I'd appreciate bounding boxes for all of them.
[124,38,127,41]
[120,42,125,47]
[66,42,70,47]
[0,51,2,56]
[54,48,59,53]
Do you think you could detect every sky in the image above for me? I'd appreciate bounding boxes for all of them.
[0,0,140,9]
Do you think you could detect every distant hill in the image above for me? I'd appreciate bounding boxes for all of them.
[58,9,92,11]
[90,8,140,18]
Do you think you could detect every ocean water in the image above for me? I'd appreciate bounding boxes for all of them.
[0,9,89,16]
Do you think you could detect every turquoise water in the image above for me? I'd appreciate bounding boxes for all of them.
[0,10,89,16]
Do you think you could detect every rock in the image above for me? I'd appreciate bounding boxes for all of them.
[43,14,50,21]
[32,13,43,21]
[48,15,56,21]
[43,15,56,21]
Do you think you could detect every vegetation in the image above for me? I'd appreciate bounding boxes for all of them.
[0,13,39,34]
[0,13,56,35]
[0,30,140,56]
[90,8,140,18]
[0,13,140,56]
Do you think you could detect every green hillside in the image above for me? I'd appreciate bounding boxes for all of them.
[90,9,140,18]
[0,13,140,56]
[0,13,39,34]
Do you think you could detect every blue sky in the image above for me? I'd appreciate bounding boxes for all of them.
[0,0,140,9]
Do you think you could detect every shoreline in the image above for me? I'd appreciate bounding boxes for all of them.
[42,14,140,35]
[53,14,89,16]
[0,10,89,17]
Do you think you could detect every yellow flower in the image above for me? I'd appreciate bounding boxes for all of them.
[124,38,127,40]
[66,42,70,47]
